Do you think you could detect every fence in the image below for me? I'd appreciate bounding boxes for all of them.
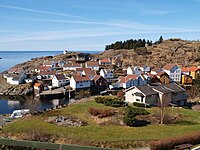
[0,138,112,150]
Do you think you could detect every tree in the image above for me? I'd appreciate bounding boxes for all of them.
[123,107,149,126]
[158,36,163,44]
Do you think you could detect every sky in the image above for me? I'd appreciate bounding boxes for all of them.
[0,0,200,51]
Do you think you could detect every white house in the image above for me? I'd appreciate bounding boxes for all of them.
[100,69,113,79]
[163,64,181,83]
[125,83,187,106]
[99,59,111,66]
[118,75,139,89]
[85,61,99,71]
[127,66,142,75]
[4,72,26,85]
[63,63,82,71]
[70,75,90,90]
[125,85,159,106]
[52,74,69,87]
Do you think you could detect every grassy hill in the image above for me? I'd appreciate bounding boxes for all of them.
[1,100,200,149]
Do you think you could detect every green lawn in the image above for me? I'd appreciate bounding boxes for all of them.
[1,101,200,146]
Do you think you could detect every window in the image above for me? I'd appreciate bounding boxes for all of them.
[136,99,140,102]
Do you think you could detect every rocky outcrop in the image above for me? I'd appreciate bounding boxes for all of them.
[0,76,33,96]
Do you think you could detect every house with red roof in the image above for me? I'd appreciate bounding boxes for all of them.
[99,59,111,66]
[36,65,52,73]
[70,75,91,90]
[91,75,108,90]
[85,61,99,70]
[181,67,190,75]
[188,66,200,79]
[162,64,181,83]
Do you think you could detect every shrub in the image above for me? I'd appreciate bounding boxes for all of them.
[123,107,150,127]
[149,131,200,150]
[95,97,105,103]
[95,96,125,107]
[88,107,114,118]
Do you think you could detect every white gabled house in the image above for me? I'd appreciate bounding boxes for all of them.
[127,66,142,76]
[70,75,90,90]
[163,64,181,83]
[4,72,27,85]
[100,69,113,79]
[52,74,69,87]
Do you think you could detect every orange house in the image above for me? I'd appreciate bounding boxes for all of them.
[181,75,193,85]
[189,66,200,80]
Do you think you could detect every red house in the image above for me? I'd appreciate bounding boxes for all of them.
[92,75,108,91]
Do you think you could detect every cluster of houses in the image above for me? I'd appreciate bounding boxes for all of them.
[3,52,200,106]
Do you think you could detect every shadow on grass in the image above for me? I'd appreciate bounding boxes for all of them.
[133,119,150,127]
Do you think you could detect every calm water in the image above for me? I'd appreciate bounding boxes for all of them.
[0,50,101,114]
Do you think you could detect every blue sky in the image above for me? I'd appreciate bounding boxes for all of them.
[0,0,200,51]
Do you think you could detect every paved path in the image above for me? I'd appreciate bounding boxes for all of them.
[133,147,150,150]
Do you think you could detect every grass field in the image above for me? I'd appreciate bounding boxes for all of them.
[1,100,200,148]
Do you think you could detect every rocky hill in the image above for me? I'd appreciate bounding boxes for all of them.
[100,39,200,67]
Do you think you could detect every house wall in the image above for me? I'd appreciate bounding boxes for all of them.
[100,70,113,79]
[125,88,159,105]
[182,75,193,84]
[164,66,181,82]
[70,77,90,89]
[52,77,69,87]
[160,74,170,84]
[127,67,133,75]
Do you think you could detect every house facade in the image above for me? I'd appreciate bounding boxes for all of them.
[92,75,108,90]
[156,71,170,84]
[52,74,69,87]
[85,61,99,71]
[70,75,90,90]
[189,66,200,80]
[100,69,113,79]
[125,83,187,106]
[4,72,26,85]
[99,59,111,66]
[163,64,181,83]
[181,75,193,85]
[127,66,142,75]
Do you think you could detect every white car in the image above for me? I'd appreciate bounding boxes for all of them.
[10,109,30,119]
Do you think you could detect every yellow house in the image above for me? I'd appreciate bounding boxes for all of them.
[189,66,200,80]
[181,75,193,85]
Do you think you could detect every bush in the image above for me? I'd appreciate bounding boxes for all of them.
[95,96,125,107]
[149,131,200,150]
[123,107,150,127]
[133,102,150,108]
[88,107,114,118]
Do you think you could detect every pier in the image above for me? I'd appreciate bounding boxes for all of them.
[35,87,75,99]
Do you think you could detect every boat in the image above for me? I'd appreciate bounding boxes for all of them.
[10,109,30,119]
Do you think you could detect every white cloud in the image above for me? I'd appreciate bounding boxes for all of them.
[0,4,85,20]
